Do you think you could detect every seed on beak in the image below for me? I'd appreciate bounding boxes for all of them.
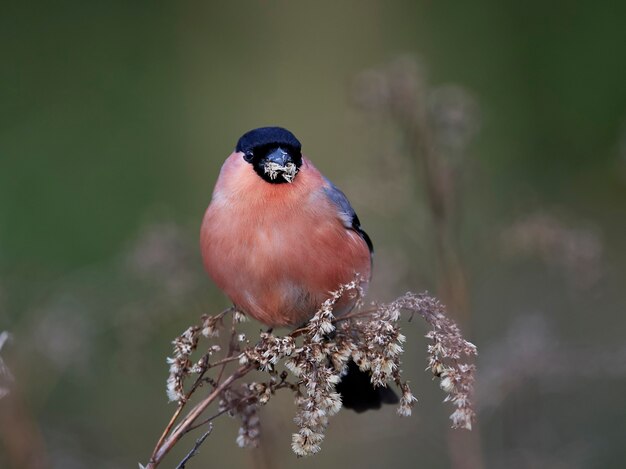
[263,161,298,183]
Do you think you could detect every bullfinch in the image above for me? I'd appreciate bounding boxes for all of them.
[201,126,397,412]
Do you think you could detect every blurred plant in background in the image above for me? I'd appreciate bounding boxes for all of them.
[501,211,603,289]
[352,56,479,323]
[0,332,13,400]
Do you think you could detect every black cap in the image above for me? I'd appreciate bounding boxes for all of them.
[236,127,302,156]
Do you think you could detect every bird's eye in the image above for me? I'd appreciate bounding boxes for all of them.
[243,151,254,162]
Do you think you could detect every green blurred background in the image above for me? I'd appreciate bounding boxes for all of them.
[1,1,626,468]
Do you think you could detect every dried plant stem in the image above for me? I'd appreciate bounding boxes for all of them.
[152,404,184,462]
[204,354,243,369]
[147,365,252,468]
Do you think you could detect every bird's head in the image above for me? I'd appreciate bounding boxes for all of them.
[236,127,303,184]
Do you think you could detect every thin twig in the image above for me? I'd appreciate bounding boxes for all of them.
[175,425,213,469]
[206,354,244,369]
[186,406,232,433]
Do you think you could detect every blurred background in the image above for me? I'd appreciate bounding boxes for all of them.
[2,1,626,468]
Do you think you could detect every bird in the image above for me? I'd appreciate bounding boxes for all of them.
[200,126,397,412]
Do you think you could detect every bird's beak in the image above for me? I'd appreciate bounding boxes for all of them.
[263,147,298,183]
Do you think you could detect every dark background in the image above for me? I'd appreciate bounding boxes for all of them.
[1,1,625,468]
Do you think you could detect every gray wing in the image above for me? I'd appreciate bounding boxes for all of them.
[322,178,373,253]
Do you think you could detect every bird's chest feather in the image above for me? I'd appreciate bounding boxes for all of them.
[205,189,329,275]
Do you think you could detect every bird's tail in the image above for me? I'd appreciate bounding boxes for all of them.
[336,360,399,413]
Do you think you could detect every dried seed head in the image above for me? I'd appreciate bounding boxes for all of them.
[397,383,418,417]
[160,281,477,458]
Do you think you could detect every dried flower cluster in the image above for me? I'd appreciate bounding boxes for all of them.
[165,321,222,404]
[287,286,352,456]
[146,283,477,468]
